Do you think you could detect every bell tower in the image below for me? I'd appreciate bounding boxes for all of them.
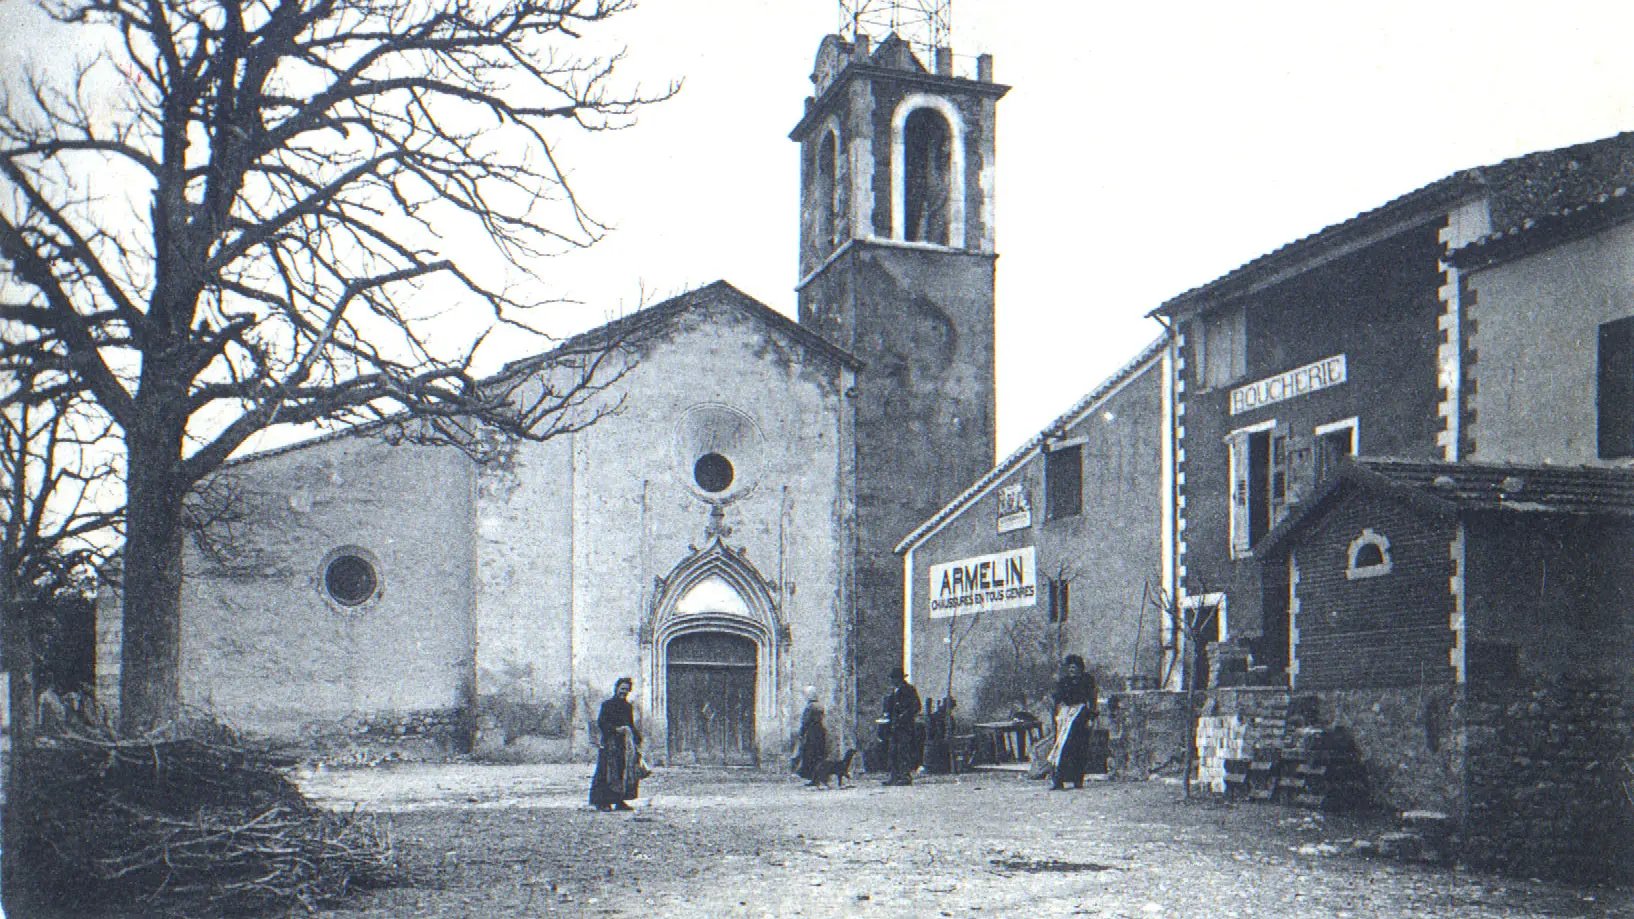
[792,17,1007,709]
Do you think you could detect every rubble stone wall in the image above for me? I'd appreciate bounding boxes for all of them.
[1309,686,1465,814]
[1104,690,1199,779]
[1202,686,1465,814]
[1463,676,1634,883]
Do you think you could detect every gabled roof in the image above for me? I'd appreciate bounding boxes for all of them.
[497,280,860,381]
[1152,130,1634,320]
[895,334,1168,554]
[225,282,858,469]
[1256,457,1634,556]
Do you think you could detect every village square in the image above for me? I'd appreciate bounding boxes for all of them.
[2,0,1633,916]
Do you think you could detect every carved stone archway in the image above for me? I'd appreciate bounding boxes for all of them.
[641,538,789,762]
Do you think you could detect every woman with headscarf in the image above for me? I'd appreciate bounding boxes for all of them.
[794,686,828,781]
[1048,654,1098,790]
[590,677,644,811]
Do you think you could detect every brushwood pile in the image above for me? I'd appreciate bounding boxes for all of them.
[13,710,397,917]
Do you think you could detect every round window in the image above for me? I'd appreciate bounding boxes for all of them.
[694,452,735,493]
[324,553,378,607]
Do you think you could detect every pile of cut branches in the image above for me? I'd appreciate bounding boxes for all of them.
[15,711,398,917]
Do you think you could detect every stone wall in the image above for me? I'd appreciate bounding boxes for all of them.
[175,437,480,745]
[1199,686,1463,814]
[1310,686,1464,814]
[1104,690,1198,779]
[1463,676,1634,883]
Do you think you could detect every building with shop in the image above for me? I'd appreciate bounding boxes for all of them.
[895,338,1169,721]
[1156,130,1634,680]
[1154,138,1634,881]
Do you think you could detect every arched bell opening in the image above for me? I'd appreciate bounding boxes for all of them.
[890,94,967,247]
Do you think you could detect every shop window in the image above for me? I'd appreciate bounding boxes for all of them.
[1045,444,1082,520]
[1597,315,1634,459]
[1193,306,1246,389]
[322,549,379,607]
[902,107,951,244]
[1047,577,1071,623]
[1345,529,1393,580]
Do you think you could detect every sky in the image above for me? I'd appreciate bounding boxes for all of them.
[8,1,1634,455]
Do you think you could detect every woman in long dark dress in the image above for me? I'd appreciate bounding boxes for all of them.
[795,686,828,781]
[1048,655,1098,790]
[590,677,643,811]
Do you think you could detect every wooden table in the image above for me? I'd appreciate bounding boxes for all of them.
[973,719,1043,766]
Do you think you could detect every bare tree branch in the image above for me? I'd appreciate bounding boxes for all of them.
[2,0,675,726]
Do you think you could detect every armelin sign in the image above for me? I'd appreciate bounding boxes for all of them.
[929,547,1037,618]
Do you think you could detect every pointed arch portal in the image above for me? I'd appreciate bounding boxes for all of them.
[644,539,787,765]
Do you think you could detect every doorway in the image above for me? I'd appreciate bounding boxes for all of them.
[666,631,758,765]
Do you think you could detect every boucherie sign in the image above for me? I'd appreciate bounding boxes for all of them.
[929,547,1036,618]
[1229,354,1347,415]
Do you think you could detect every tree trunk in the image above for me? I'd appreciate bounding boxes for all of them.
[117,431,188,733]
[3,615,40,916]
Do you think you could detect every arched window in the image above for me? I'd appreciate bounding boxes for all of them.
[890,95,966,248]
[902,108,951,244]
[1346,529,1393,580]
[814,129,840,251]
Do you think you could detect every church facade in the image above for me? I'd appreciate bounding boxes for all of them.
[96,33,1008,766]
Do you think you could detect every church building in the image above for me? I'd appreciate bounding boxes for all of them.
[96,31,1008,767]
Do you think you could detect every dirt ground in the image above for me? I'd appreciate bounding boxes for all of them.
[305,764,1631,919]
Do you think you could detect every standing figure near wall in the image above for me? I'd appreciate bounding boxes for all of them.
[590,677,645,811]
[882,668,922,786]
[1048,655,1098,790]
[794,685,828,780]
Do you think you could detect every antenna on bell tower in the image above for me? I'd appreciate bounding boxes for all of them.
[840,0,951,52]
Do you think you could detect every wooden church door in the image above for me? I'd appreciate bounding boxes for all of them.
[666,631,757,765]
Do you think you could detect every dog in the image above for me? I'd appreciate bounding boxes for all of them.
[806,748,858,789]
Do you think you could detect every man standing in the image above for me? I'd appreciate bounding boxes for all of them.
[883,668,921,786]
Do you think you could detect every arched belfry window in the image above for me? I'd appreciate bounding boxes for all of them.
[903,109,950,243]
[814,128,841,251]
[891,95,966,248]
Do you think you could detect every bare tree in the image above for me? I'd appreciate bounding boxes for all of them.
[1149,582,1218,799]
[1,364,123,913]
[0,0,674,729]
[1,368,121,728]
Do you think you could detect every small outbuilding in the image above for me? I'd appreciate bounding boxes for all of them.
[1254,458,1634,881]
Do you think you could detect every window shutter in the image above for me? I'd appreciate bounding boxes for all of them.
[1229,433,1252,557]
[1598,317,1634,459]
[1285,433,1315,507]
[1046,444,1082,519]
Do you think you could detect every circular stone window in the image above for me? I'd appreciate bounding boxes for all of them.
[694,452,735,493]
[323,551,379,607]
[674,403,764,500]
